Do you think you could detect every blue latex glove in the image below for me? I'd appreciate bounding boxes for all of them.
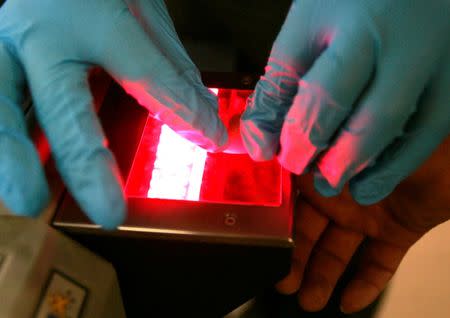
[0,0,227,229]
[241,0,450,204]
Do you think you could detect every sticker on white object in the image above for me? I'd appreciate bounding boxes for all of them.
[35,271,87,318]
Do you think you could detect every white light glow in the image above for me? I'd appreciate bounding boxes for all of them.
[209,88,219,96]
[147,125,207,201]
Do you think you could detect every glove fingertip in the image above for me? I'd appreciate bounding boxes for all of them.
[96,196,127,230]
[240,118,279,161]
[4,183,51,218]
[349,178,393,206]
[61,149,127,230]
[171,81,230,153]
[0,141,50,218]
[81,179,127,230]
[28,185,51,218]
[313,171,342,197]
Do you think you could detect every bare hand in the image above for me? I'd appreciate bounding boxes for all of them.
[277,137,450,313]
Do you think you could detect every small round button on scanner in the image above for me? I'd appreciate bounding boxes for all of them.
[224,212,237,227]
[241,75,254,86]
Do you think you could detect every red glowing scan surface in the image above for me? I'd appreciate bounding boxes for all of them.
[125,89,282,206]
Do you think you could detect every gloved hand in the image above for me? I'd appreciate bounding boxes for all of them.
[0,0,227,229]
[241,0,450,204]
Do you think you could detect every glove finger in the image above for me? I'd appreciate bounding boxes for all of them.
[349,55,450,205]
[25,62,126,229]
[0,43,50,216]
[316,58,429,195]
[91,5,227,152]
[277,32,374,174]
[240,1,321,161]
